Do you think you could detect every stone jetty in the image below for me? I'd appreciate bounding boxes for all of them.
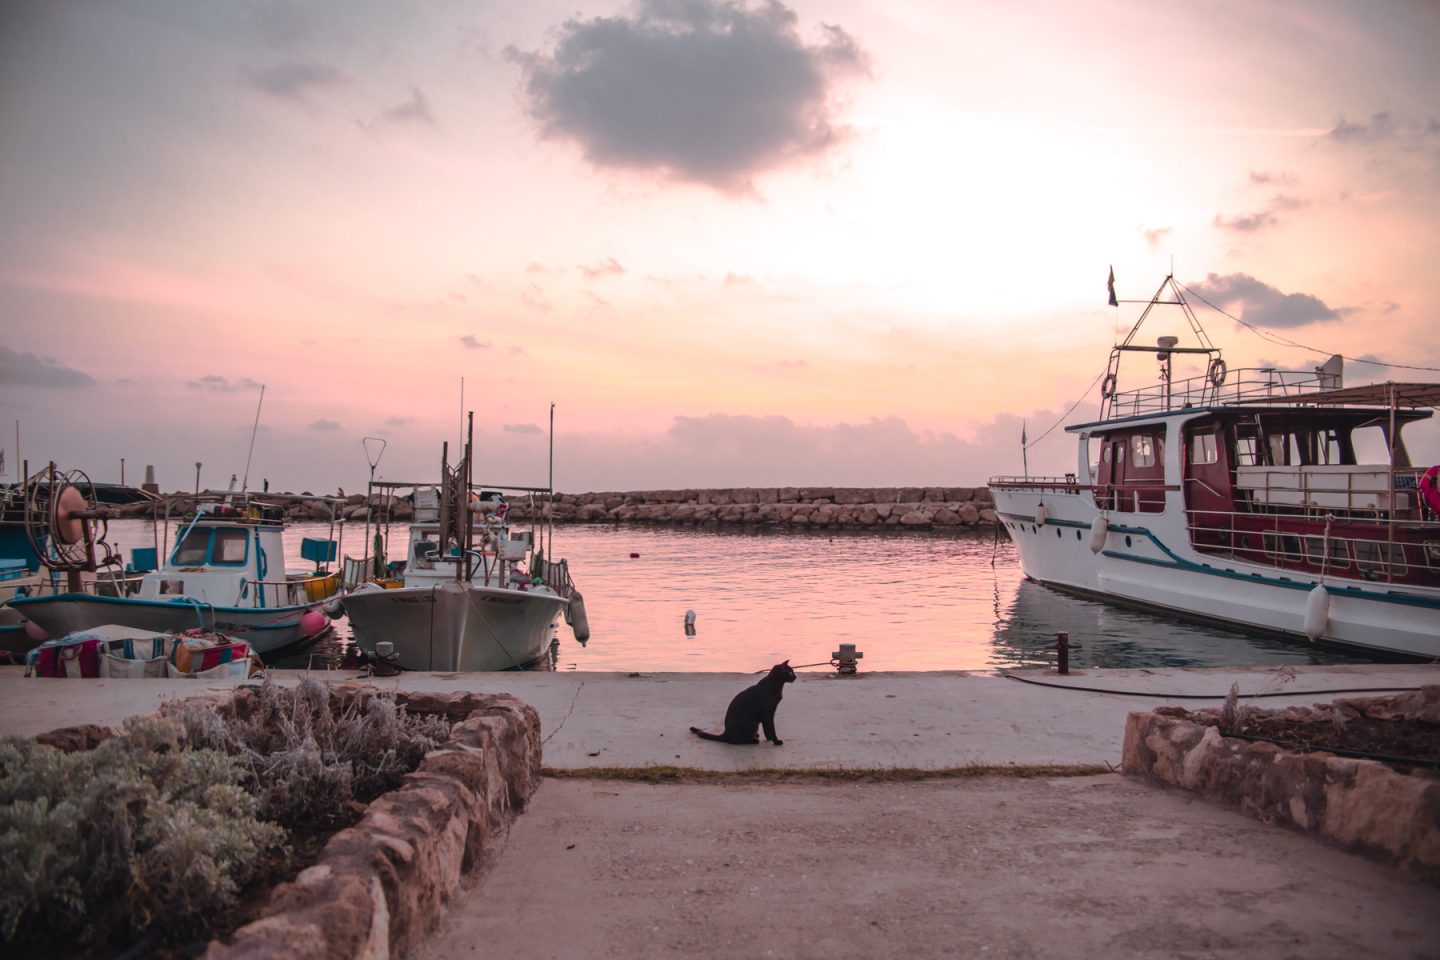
[504,486,998,530]
[112,486,999,531]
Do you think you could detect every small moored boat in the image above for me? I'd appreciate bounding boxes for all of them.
[340,417,588,672]
[9,494,341,657]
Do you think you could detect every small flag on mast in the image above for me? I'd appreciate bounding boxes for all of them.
[1107,266,1118,307]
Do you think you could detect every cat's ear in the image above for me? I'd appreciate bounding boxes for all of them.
[781,659,790,666]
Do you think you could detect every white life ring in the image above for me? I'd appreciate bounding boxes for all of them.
[1208,359,1227,388]
[1419,464,1440,514]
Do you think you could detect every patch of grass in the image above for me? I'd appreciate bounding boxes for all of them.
[542,763,1110,783]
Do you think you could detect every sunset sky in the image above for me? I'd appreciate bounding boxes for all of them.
[3,0,1438,495]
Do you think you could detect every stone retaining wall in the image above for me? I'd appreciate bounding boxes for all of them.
[1121,690,1440,876]
[507,486,998,530]
[207,689,542,960]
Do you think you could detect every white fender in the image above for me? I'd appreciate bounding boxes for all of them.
[1034,503,1048,525]
[1090,516,1109,554]
[1303,585,1330,642]
[567,591,591,643]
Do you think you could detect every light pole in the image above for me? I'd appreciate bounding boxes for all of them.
[195,462,202,497]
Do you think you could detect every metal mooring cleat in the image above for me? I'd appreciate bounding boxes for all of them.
[830,643,864,676]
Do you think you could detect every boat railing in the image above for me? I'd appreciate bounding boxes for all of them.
[1106,366,1339,418]
[988,475,1089,492]
[1232,465,1426,517]
[541,557,578,601]
[246,572,342,607]
[1183,508,1440,585]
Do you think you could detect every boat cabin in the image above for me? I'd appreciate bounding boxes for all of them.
[134,509,338,607]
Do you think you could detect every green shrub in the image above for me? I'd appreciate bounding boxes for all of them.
[0,717,284,948]
[169,678,453,825]
[0,680,452,952]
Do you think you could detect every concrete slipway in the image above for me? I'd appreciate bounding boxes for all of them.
[3,663,1438,958]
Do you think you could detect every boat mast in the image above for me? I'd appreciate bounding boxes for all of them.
[464,412,475,583]
[240,384,266,495]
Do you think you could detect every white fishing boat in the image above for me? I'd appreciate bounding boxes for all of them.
[989,274,1440,661]
[340,418,589,672]
[7,476,341,656]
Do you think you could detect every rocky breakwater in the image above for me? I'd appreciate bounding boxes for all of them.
[507,486,998,530]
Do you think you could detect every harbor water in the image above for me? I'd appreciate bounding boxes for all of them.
[96,519,1370,673]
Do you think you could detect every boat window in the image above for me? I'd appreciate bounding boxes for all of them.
[1130,434,1157,468]
[1350,424,1391,465]
[1189,432,1218,465]
[211,529,249,565]
[1261,531,1302,562]
[1235,435,1258,467]
[1266,433,1291,467]
[172,529,210,565]
[1302,535,1348,568]
[1425,542,1440,570]
[1355,540,1408,577]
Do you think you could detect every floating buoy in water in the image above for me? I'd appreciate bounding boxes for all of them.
[1090,516,1109,554]
[1035,502,1048,525]
[1304,585,1330,642]
[684,609,696,627]
[629,552,640,559]
[299,609,328,638]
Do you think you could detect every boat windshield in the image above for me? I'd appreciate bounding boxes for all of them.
[173,528,210,565]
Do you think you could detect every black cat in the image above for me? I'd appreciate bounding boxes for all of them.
[690,660,796,745]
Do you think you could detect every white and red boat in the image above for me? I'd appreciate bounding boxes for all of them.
[989,275,1440,661]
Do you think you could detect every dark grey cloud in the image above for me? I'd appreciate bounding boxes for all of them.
[581,257,625,279]
[309,419,341,431]
[186,375,263,391]
[242,60,348,101]
[1249,170,1298,186]
[1329,112,1398,143]
[1141,226,1171,249]
[1189,273,1344,328]
[508,0,869,191]
[1213,211,1275,233]
[1328,112,1440,148]
[381,87,437,127]
[1212,195,1308,234]
[459,335,492,349]
[0,348,95,388]
[504,423,544,435]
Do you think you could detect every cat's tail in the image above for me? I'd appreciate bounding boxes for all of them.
[689,726,725,741]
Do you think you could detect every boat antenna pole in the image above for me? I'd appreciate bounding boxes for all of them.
[548,401,555,563]
[1021,420,1029,479]
[464,412,475,583]
[361,437,386,584]
[240,384,266,494]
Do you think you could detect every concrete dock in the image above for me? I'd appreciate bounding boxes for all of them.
[3,662,1435,770]
[3,662,1438,958]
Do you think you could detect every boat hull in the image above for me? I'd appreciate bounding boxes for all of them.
[6,593,321,655]
[990,485,1440,661]
[342,581,565,671]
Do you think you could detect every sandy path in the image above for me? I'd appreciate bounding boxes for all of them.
[419,775,1437,960]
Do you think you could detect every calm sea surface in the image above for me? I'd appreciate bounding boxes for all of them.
[99,519,1370,673]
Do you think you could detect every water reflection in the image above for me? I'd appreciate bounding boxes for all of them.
[990,579,1361,671]
[90,519,1374,673]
